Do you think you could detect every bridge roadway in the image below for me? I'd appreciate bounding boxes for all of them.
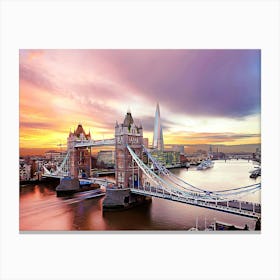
[43,171,115,179]
[42,173,65,179]
[74,139,115,148]
[130,185,261,219]
[41,173,115,186]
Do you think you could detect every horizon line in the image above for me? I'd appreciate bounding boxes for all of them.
[20,142,261,150]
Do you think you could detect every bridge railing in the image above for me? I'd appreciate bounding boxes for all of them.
[130,187,261,218]
[74,139,115,147]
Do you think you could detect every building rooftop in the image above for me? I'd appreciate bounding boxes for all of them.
[45,150,59,153]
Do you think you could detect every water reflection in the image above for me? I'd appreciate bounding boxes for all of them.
[20,160,261,231]
[102,202,153,230]
[70,199,107,230]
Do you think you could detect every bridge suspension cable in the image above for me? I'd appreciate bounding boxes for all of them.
[127,145,189,198]
[142,145,261,197]
[43,150,70,177]
[128,145,261,218]
[55,150,70,175]
[128,145,247,202]
[142,145,212,193]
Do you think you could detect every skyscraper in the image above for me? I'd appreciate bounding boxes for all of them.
[153,103,164,151]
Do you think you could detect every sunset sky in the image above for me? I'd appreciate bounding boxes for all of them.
[19,49,261,150]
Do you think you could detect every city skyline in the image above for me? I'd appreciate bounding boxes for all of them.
[20,49,261,152]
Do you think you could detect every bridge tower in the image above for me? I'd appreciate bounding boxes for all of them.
[115,110,143,188]
[67,124,91,178]
[103,110,149,210]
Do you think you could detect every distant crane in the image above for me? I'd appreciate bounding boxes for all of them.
[57,141,66,153]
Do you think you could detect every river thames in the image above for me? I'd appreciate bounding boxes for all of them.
[20,159,261,231]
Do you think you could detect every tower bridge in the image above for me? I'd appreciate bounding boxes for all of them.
[43,109,261,219]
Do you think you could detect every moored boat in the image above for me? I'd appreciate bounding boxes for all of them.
[56,177,100,196]
[197,159,214,170]
[249,167,261,178]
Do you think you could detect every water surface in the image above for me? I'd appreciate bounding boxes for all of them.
[20,160,261,231]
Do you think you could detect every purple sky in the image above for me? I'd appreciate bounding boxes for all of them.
[88,49,261,118]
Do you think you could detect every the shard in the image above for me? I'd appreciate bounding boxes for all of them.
[153,103,164,151]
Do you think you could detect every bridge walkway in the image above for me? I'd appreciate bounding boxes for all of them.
[130,185,261,219]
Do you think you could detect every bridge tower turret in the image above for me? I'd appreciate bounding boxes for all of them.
[115,110,143,188]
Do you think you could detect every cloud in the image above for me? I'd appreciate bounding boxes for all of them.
[20,121,56,129]
[93,49,261,118]
[19,64,59,93]
[20,49,261,120]
[187,132,260,140]
[133,115,178,133]
[165,131,260,144]
[19,60,123,134]
[19,49,261,148]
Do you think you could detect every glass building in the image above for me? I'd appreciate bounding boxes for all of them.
[153,103,164,151]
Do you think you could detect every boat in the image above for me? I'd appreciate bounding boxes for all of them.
[79,178,93,187]
[211,220,245,231]
[249,167,261,178]
[56,177,100,197]
[188,217,199,231]
[204,223,216,231]
[188,227,199,231]
[205,220,247,231]
[197,159,214,170]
